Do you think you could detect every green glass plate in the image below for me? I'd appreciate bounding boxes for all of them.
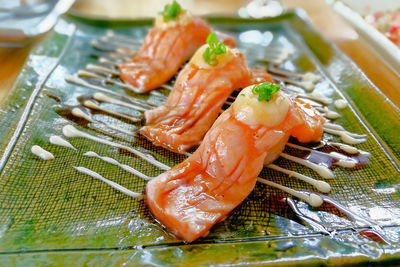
[0,9,399,265]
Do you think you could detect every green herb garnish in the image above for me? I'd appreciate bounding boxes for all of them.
[203,33,227,66]
[251,82,280,102]
[160,1,182,21]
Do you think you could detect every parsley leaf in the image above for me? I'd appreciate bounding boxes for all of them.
[202,33,227,66]
[160,1,182,21]
[251,82,280,102]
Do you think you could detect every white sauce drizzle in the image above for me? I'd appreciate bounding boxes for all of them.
[86,63,120,76]
[324,122,367,138]
[297,92,332,105]
[102,32,142,46]
[268,67,319,83]
[73,166,142,198]
[66,74,155,108]
[99,57,120,67]
[72,107,93,122]
[93,92,148,112]
[31,145,54,160]
[316,107,340,119]
[83,100,140,123]
[83,151,152,180]
[109,52,131,60]
[334,99,348,109]
[90,39,138,53]
[71,107,135,135]
[78,69,170,97]
[257,177,323,207]
[286,142,357,168]
[280,152,335,179]
[78,69,140,93]
[116,47,136,56]
[257,50,290,65]
[268,164,331,193]
[105,30,142,46]
[323,127,367,145]
[272,76,314,91]
[330,142,360,154]
[49,135,76,150]
[99,37,140,50]
[62,125,169,170]
[66,75,127,98]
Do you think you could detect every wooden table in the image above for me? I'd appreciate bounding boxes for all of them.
[1,0,399,106]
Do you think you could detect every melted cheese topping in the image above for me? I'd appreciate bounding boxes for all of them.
[233,85,290,127]
[155,10,192,29]
[191,44,235,69]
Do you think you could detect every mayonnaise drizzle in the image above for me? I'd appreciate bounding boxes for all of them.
[257,177,323,207]
[73,166,142,198]
[72,107,93,122]
[334,99,348,109]
[49,135,76,150]
[78,69,139,93]
[62,125,169,170]
[67,73,155,108]
[71,107,135,136]
[271,75,314,91]
[78,68,170,97]
[316,107,340,119]
[268,164,331,193]
[268,67,319,83]
[66,75,126,98]
[330,142,361,154]
[99,57,120,66]
[104,30,142,45]
[280,152,335,179]
[83,151,152,180]
[323,128,367,145]
[298,91,332,105]
[100,35,141,49]
[93,92,149,112]
[31,145,54,160]
[86,63,120,76]
[324,122,367,138]
[90,39,138,53]
[83,100,140,123]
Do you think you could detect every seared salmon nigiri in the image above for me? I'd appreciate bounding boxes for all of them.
[146,83,325,242]
[119,1,235,92]
[140,33,273,153]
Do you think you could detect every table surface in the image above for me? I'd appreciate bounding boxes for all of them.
[0,0,399,107]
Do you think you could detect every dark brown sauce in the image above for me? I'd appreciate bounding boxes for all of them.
[312,201,350,220]
[76,95,93,104]
[54,105,91,127]
[287,139,371,169]
[77,97,141,124]
[359,229,389,245]
[263,195,302,224]
[46,93,61,102]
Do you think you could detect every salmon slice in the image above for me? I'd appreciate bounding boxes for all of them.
[146,91,325,242]
[119,13,235,93]
[140,48,273,153]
